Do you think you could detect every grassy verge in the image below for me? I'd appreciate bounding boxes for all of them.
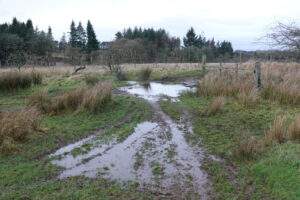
[160,93,300,200]
[0,73,153,199]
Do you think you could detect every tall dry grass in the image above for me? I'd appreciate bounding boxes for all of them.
[197,71,253,97]
[237,89,260,108]
[0,71,42,91]
[287,115,300,141]
[206,96,225,116]
[264,115,287,144]
[0,108,40,154]
[198,62,300,105]
[28,82,112,114]
[139,67,152,82]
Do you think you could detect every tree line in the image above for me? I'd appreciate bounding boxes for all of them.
[1,18,298,67]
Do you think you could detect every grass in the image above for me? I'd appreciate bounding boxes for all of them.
[139,67,152,82]
[161,91,299,200]
[287,115,300,141]
[206,96,225,116]
[28,82,112,114]
[0,71,42,91]
[0,108,41,154]
[0,70,155,199]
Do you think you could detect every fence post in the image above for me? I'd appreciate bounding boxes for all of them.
[202,54,207,65]
[235,63,239,78]
[219,62,222,75]
[254,61,262,89]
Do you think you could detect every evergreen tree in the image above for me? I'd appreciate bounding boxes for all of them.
[86,20,99,53]
[69,21,77,47]
[47,26,53,41]
[59,33,67,51]
[76,22,86,50]
[183,27,198,47]
[115,31,122,39]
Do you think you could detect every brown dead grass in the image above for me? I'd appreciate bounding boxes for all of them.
[287,115,300,141]
[264,115,287,145]
[206,96,225,116]
[237,89,260,108]
[28,82,112,114]
[0,108,40,154]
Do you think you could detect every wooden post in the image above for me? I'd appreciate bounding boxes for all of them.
[235,63,239,78]
[219,62,222,75]
[254,62,262,89]
[201,54,207,65]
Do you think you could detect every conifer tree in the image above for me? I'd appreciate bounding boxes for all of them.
[76,22,86,50]
[86,20,99,53]
[69,21,77,47]
[183,27,199,47]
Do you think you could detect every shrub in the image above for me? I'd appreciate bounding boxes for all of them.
[139,68,152,81]
[287,115,300,141]
[206,96,225,116]
[264,115,287,145]
[0,71,43,91]
[0,108,40,154]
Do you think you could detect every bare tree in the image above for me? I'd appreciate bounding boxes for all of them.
[266,22,300,51]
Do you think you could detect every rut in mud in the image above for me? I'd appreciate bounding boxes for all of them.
[50,82,211,199]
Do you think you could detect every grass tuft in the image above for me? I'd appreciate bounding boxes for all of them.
[0,108,41,154]
[287,115,300,141]
[28,82,112,114]
[206,96,225,116]
[139,67,152,82]
[264,115,287,145]
[237,89,260,108]
[0,71,42,91]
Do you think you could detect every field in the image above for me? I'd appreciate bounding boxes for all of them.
[0,62,299,200]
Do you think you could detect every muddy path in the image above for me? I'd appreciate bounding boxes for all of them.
[50,82,212,199]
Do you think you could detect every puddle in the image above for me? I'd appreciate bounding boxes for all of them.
[50,82,209,198]
[120,82,193,101]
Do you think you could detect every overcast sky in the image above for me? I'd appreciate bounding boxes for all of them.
[1,0,299,50]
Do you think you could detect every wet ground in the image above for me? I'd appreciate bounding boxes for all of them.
[50,81,211,199]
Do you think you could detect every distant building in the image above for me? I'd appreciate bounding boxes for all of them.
[99,41,112,50]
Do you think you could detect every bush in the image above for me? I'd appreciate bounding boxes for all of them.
[0,71,43,91]
[0,108,40,154]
